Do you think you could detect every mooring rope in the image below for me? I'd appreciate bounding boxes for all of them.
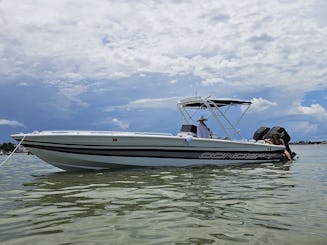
[0,135,26,168]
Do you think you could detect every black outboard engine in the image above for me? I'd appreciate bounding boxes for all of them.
[253,126,270,141]
[264,126,296,159]
[265,126,291,144]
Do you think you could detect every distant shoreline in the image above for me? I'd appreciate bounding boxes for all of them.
[290,141,327,145]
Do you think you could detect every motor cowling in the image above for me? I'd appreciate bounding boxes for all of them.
[264,126,291,144]
[264,126,296,160]
[253,126,270,141]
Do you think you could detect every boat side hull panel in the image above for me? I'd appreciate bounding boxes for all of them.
[26,147,283,171]
[13,133,286,171]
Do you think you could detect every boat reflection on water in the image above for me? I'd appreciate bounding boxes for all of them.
[21,162,295,214]
[15,163,296,241]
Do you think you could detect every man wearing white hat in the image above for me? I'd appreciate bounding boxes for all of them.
[197,116,211,138]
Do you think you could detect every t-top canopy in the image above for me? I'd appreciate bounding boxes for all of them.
[177,97,252,139]
[178,97,251,108]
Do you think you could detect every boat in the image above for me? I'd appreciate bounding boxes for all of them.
[11,96,290,171]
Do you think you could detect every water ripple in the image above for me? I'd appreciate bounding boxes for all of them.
[1,149,327,244]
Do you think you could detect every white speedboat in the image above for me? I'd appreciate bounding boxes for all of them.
[12,97,287,171]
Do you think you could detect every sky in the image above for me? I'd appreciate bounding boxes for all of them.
[0,0,327,143]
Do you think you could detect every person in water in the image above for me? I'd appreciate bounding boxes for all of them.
[197,116,211,138]
[266,132,291,161]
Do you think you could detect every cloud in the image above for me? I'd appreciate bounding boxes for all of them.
[248,97,277,112]
[297,103,325,114]
[93,117,129,130]
[1,0,326,94]
[247,34,274,50]
[45,81,89,115]
[0,119,25,127]
[201,77,225,86]
[313,0,327,27]
[105,97,182,112]
[18,82,29,87]
[297,103,327,120]
[0,0,326,141]
[286,121,318,135]
[111,118,129,130]
[57,83,89,107]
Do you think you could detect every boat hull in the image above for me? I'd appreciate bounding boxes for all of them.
[12,131,285,171]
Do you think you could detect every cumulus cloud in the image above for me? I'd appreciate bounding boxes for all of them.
[0,119,25,127]
[202,77,225,86]
[297,103,327,120]
[39,81,90,117]
[248,97,277,112]
[286,121,318,135]
[0,0,326,141]
[111,118,129,130]
[105,97,182,112]
[298,103,325,114]
[1,0,326,95]
[93,117,129,130]
[18,82,29,87]
[57,83,89,107]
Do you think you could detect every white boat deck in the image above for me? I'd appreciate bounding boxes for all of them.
[25,130,174,137]
[14,130,275,147]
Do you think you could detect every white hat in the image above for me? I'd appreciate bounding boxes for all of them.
[197,116,207,121]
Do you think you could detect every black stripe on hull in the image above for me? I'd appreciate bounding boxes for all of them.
[24,144,284,161]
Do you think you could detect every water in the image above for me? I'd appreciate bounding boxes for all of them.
[0,145,326,244]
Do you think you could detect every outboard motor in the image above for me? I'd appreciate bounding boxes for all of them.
[265,126,290,144]
[264,126,296,159]
[253,126,270,141]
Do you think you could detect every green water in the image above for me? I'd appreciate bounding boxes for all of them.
[0,145,326,244]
